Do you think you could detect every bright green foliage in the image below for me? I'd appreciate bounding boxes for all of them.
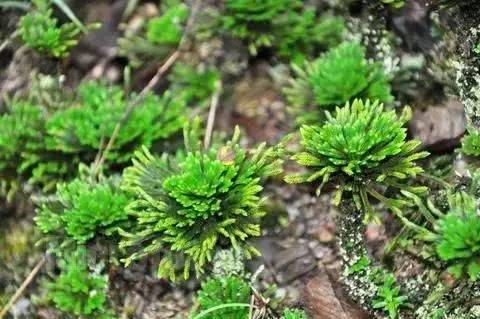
[223,0,300,54]
[435,192,480,280]
[0,101,45,198]
[285,42,393,124]
[223,0,344,57]
[274,12,345,62]
[18,0,81,57]
[285,99,428,219]
[45,81,186,164]
[35,171,129,246]
[372,274,408,319]
[168,63,220,106]
[46,248,113,318]
[146,0,189,45]
[0,81,185,193]
[120,120,283,280]
[461,127,480,156]
[381,0,405,8]
[282,308,308,319]
[194,276,251,319]
[118,0,189,67]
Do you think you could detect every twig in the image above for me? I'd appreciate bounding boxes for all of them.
[203,80,222,150]
[91,0,201,176]
[0,256,46,319]
[0,30,19,55]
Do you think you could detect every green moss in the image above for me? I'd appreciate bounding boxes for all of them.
[193,276,251,319]
[45,247,114,318]
[285,99,427,219]
[18,0,82,57]
[35,170,130,248]
[284,42,393,124]
[120,119,283,280]
[282,308,308,319]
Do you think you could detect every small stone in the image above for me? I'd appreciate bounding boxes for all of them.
[409,99,466,152]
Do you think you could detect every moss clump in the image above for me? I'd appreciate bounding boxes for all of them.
[285,99,427,219]
[120,120,283,280]
[284,42,393,124]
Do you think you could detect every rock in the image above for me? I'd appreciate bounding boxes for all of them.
[409,99,466,152]
[303,267,370,319]
[392,0,433,52]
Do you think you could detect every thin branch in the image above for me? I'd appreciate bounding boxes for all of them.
[203,80,222,150]
[0,30,19,55]
[0,256,46,319]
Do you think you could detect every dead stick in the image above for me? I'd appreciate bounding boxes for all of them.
[0,256,46,319]
[203,80,222,149]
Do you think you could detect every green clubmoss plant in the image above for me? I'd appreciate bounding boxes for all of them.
[461,126,480,156]
[120,119,283,280]
[193,276,251,319]
[223,0,344,58]
[118,0,188,67]
[372,273,409,319]
[282,308,308,319]
[45,81,186,164]
[0,101,45,199]
[35,167,130,249]
[18,0,82,57]
[284,42,393,124]
[285,99,428,220]
[1,80,186,193]
[168,63,220,106]
[45,247,114,318]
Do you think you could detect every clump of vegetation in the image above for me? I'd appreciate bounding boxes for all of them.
[461,127,480,156]
[285,99,427,220]
[120,120,283,280]
[0,101,45,198]
[193,276,251,319]
[1,80,186,194]
[45,81,186,164]
[282,308,308,319]
[168,63,220,106]
[18,0,83,57]
[45,248,114,318]
[435,192,480,280]
[223,0,345,58]
[372,273,409,319]
[145,0,188,46]
[35,169,129,248]
[118,0,189,67]
[284,42,393,124]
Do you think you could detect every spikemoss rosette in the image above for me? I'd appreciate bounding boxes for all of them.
[193,276,251,319]
[120,122,283,280]
[46,247,114,318]
[461,126,480,156]
[435,192,480,280]
[223,0,343,58]
[282,308,308,319]
[223,0,300,54]
[0,101,46,198]
[35,170,130,246]
[45,81,186,164]
[285,42,393,124]
[286,99,428,218]
[18,0,82,57]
